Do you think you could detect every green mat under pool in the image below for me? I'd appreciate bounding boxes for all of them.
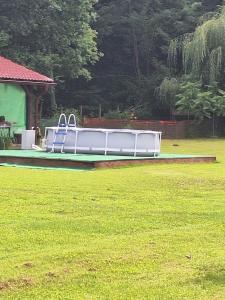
[0,150,212,171]
[0,150,200,162]
[0,163,89,171]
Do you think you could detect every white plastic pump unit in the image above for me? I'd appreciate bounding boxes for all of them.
[21,130,36,150]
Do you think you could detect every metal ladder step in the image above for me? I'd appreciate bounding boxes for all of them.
[53,141,65,145]
[55,132,67,136]
[51,113,68,153]
[51,113,77,153]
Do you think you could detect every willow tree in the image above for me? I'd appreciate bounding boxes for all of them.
[157,77,179,118]
[168,7,225,86]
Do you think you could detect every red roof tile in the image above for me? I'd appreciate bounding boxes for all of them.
[0,56,54,83]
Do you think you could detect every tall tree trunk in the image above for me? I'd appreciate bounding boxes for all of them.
[128,0,141,81]
[212,113,216,137]
[49,68,57,114]
[132,27,141,80]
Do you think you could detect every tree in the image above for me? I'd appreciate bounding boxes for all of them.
[168,5,225,87]
[164,4,225,128]
[72,0,211,119]
[0,0,100,111]
[176,81,225,135]
[158,77,179,118]
[201,0,223,12]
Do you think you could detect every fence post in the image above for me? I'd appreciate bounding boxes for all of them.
[80,105,83,119]
[99,104,102,119]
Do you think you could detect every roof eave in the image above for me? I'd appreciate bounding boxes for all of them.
[0,78,56,86]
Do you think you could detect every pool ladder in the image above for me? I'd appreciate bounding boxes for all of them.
[51,113,77,153]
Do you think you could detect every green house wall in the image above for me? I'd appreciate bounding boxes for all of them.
[0,83,26,134]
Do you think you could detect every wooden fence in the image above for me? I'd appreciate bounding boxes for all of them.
[82,118,191,139]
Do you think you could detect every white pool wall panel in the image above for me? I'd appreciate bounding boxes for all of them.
[45,127,162,156]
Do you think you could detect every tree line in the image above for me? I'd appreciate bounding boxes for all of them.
[0,0,224,120]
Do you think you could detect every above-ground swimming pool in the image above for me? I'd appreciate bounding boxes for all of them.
[45,127,162,157]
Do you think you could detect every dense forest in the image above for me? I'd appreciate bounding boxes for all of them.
[0,0,224,120]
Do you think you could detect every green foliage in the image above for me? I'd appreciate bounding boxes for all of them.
[71,0,205,118]
[0,131,12,150]
[166,5,225,122]
[158,77,179,113]
[0,0,101,110]
[169,6,225,86]
[176,81,225,120]
[0,0,100,79]
[0,31,9,48]
[103,109,132,120]
[0,0,222,118]
[40,107,80,134]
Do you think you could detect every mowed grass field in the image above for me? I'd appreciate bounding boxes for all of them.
[0,139,225,299]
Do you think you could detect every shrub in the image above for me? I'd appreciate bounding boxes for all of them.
[104,110,133,120]
[0,131,12,150]
[40,107,80,135]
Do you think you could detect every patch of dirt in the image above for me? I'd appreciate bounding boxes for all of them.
[23,262,34,268]
[88,268,97,272]
[149,241,156,246]
[0,277,34,291]
[46,272,57,278]
[64,268,70,274]
[75,260,98,272]
[75,259,91,268]
[0,281,10,291]
[20,277,33,287]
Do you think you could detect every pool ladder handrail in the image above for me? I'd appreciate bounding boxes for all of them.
[68,114,77,128]
[51,113,68,153]
[67,114,79,154]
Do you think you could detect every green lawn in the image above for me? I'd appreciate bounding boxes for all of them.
[0,139,225,299]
